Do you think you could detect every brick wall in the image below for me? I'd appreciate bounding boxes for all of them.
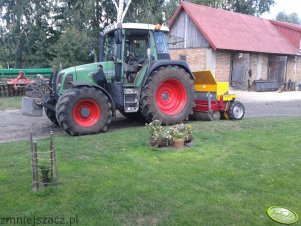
[215,51,231,82]
[169,48,300,85]
[169,48,207,72]
[170,48,231,82]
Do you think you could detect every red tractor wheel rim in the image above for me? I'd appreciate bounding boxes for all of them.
[73,99,101,127]
[156,78,187,115]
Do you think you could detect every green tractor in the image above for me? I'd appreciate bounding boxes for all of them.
[27,23,196,135]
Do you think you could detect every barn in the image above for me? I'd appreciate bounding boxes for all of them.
[168,2,301,90]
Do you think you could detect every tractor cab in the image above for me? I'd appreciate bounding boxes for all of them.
[101,23,170,84]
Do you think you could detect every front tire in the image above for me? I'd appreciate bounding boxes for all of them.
[43,93,58,125]
[228,101,245,120]
[45,108,59,125]
[140,66,195,124]
[56,87,112,135]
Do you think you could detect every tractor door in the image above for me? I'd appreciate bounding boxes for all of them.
[102,29,124,109]
[124,30,148,84]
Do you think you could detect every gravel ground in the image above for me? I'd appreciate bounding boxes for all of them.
[234,90,301,117]
[233,90,301,102]
[0,91,301,143]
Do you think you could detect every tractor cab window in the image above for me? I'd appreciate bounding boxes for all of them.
[125,37,147,63]
[104,32,115,61]
[124,30,148,83]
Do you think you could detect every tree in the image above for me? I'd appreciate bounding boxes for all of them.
[164,0,275,21]
[222,0,275,16]
[111,0,133,23]
[0,0,57,68]
[125,0,165,23]
[276,12,301,25]
[52,28,94,69]
[51,0,116,63]
[0,0,29,67]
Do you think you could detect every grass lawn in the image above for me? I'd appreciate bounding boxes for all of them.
[0,117,300,225]
[0,96,22,110]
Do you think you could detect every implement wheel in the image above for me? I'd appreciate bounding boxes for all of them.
[209,111,221,120]
[141,66,195,124]
[56,87,112,135]
[190,111,221,121]
[228,101,245,120]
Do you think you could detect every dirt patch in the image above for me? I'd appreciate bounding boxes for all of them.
[0,109,61,144]
[0,110,144,144]
[1,91,301,144]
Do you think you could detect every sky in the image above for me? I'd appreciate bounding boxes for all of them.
[261,0,301,19]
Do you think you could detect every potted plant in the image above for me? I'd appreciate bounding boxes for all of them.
[171,123,188,149]
[145,120,172,147]
[185,124,193,143]
[146,120,193,149]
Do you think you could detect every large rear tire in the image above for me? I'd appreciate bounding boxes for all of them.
[56,87,112,135]
[141,66,195,124]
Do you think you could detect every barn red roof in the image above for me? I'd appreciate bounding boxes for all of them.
[168,2,301,55]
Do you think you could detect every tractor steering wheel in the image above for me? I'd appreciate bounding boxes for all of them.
[126,51,136,62]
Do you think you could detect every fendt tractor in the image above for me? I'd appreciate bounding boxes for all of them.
[23,23,245,136]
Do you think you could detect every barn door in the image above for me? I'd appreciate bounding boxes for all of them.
[231,53,250,90]
[268,56,287,85]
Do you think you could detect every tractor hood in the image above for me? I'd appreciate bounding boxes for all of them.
[74,62,99,78]
[73,61,115,83]
[57,61,115,94]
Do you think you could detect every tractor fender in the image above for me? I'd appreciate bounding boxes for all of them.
[142,60,195,86]
[71,81,116,117]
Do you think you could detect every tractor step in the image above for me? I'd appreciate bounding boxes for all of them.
[123,88,140,112]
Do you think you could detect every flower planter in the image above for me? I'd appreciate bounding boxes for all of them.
[157,138,170,147]
[173,139,184,149]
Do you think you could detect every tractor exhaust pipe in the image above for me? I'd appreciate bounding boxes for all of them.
[99,32,105,62]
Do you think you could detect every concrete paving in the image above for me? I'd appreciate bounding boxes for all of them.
[234,91,301,117]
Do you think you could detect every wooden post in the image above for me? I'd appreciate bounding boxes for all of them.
[29,131,33,153]
[33,142,39,191]
[30,132,36,191]
[50,131,54,179]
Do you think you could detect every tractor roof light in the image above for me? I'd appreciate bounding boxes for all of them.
[155,23,162,31]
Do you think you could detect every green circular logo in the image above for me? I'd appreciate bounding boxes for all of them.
[267,206,298,225]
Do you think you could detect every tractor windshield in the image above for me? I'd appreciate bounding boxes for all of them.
[154,31,170,60]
